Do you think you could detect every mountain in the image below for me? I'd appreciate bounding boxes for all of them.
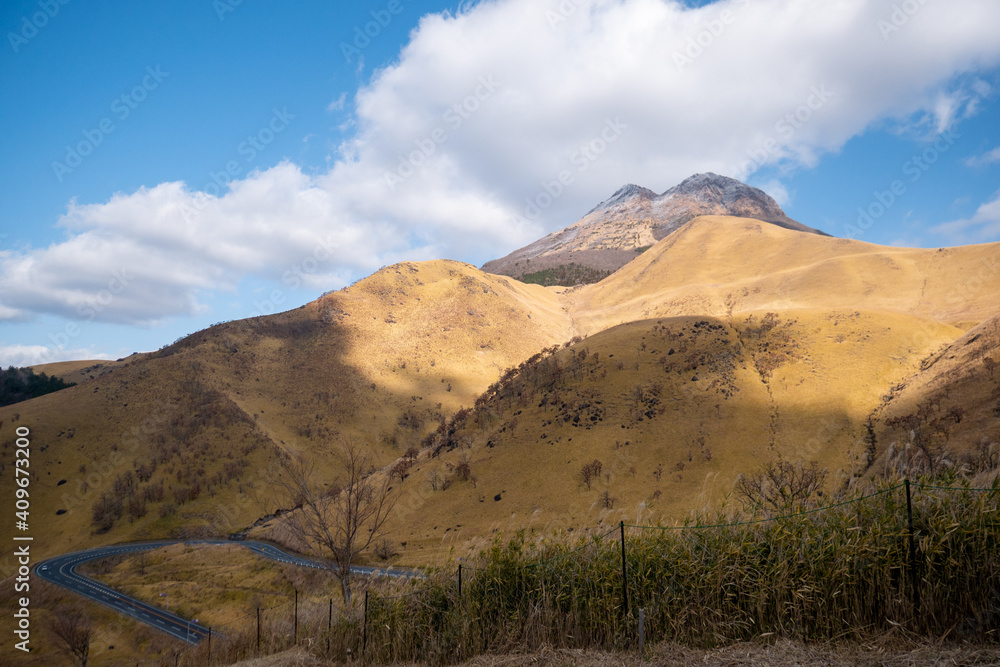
[355,218,1000,562]
[481,173,826,285]
[872,312,1000,478]
[0,261,573,564]
[2,216,998,571]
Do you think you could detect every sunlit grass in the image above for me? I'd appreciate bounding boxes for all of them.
[353,476,998,664]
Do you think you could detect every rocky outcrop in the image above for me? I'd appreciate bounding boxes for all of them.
[482,173,826,285]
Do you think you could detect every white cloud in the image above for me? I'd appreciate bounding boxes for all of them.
[0,344,112,368]
[4,0,1000,324]
[753,179,790,207]
[933,191,1000,243]
[965,146,1000,167]
[897,79,993,138]
[327,92,348,112]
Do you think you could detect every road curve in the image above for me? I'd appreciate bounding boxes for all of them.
[35,539,420,645]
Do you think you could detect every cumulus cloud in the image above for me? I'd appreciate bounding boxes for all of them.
[3,0,1000,324]
[0,344,113,368]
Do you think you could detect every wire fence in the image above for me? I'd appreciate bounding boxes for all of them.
[106,478,1000,664]
[355,478,1000,661]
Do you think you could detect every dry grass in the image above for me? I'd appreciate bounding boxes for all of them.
[1,218,999,660]
[86,543,344,628]
[873,312,1000,478]
[0,259,572,569]
[192,637,1000,666]
[346,478,999,665]
[569,216,1000,332]
[229,647,331,666]
[454,639,1000,667]
[30,358,124,385]
[371,309,960,565]
[4,219,999,569]
[0,573,186,667]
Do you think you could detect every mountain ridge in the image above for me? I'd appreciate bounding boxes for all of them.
[482,173,826,285]
[3,216,999,572]
[584,183,658,215]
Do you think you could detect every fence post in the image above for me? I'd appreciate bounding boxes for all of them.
[620,521,629,620]
[327,598,332,655]
[458,563,463,597]
[207,627,211,664]
[363,589,369,654]
[904,479,921,615]
[294,589,298,645]
[256,607,260,655]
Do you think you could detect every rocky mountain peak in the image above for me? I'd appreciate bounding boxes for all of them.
[663,172,787,220]
[585,183,658,215]
[669,172,734,195]
[482,173,826,286]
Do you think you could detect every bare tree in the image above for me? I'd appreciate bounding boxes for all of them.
[49,604,92,667]
[389,457,413,483]
[134,552,150,576]
[579,459,603,490]
[455,453,472,481]
[427,469,442,491]
[735,459,827,513]
[276,440,397,604]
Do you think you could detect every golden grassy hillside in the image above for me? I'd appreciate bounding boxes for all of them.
[569,216,1000,333]
[2,217,998,576]
[356,309,961,565]
[85,543,338,629]
[0,571,185,667]
[0,260,572,573]
[30,359,125,385]
[871,313,1000,477]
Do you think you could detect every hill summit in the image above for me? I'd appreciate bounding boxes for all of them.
[5,215,999,570]
[482,173,826,285]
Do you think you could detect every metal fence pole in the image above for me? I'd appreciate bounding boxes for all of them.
[294,589,298,645]
[620,521,629,620]
[363,589,369,653]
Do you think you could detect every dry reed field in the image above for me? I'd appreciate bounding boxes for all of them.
[225,639,1000,667]
[132,475,997,666]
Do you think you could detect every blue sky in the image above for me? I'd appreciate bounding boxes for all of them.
[2,0,999,366]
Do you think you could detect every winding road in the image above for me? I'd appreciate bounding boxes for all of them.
[35,540,418,645]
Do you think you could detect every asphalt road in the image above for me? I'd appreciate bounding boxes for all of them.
[35,539,418,645]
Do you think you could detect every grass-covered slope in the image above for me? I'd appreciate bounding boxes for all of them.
[0,260,573,568]
[321,308,960,564]
[568,216,1000,334]
[3,218,999,572]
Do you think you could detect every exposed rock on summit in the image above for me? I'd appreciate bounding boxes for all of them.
[482,173,826,285]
